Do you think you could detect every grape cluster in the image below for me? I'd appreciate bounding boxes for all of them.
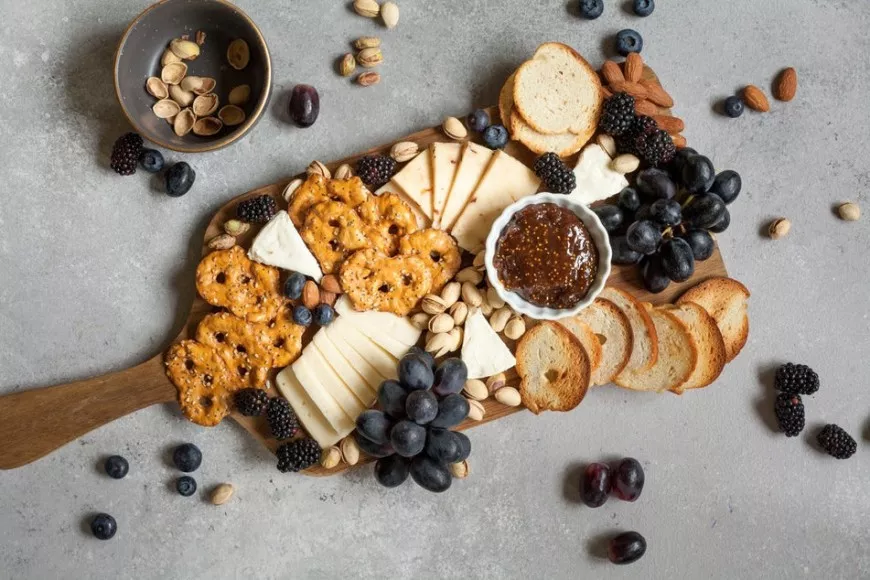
[594,148,742,294]
[355,348,472,493]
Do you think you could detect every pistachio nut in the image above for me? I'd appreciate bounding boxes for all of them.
[195,30,206,46]
[170,38,201,60]
[472,250,486,269]
[486,373,507,394]
[353,0,380,18]
[390,141,419,163]
[489,307,511,333]
[210,483,234,505]
[152,98,181,119]
[460,282,482,307]
[146,76,169,99]
[611,154,640,174]
[353,36,381,50]
[486,286,505,309]
[321,446,342,469]
[838,202,860,221]
[428,313,455,334]
[192,93,219,117]
[334,163,354,180]
[281,178,304,203]
[181,76,216,96]
[381,1,399,28]
[422,294,448,315]
[218,105,246,126]
[425,332,451,355]
[356,71,381,87]
[227,38,250,70]
[160,62,188,85]
[504,317,526,340]
[173,108,196,137]
[596,133,617,158]
[207,233,236,251]
[768,218,791,240]
[339,53,356,77]
[357,47,383,68]
[340,436,360,465]
[448,301,468,326]
[494,386,521,407]
[161,49,181,66]
[410,312,431,331]
[480,301,493,316]
[223,219,251,236]
[306,160,331,179]
[168,84,195,107]
[467,399,485,421]
[193,116,223,136]
[450,460,469,479]
[443,116,468,140]
[447,327,463,352]
[439,281,461,307]
[228,84,251,106]
[456,267,483,285]
[463,379,488,401]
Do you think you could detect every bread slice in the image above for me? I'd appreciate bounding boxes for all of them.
[574,298,633,385]
[676,277,750,362]
[615,305,698,393]
[558,318,602,374]
[516,321,591,414]
[499,73,587,157]
[513,42,602,139]
[662,303,726,393]
[601,287,658,377]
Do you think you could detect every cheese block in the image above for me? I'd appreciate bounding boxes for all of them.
[291,352,355,433]
[247,210,322,281]
[326,323,398,381]
[568,143,629,206]
[461,307,517,379]
[275,367,346,448]
[441,143,495,231]
[430,142,463,228]
[323,323,390,385]
[450,151,541,252]
[334,297,422,346]
[389,148,434,220]
[312,328,380,397]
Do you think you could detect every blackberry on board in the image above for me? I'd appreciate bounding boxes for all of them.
[276,438,321,472]
[356,155,397,189]
[598,92,637,137]
[616,115,657,155]
[267,397,300,440]
[110,132,144,175]
[635,129,676,167]
[236,195,278,224]
[533,152,576,194]
[234,388,269,416]
[816,424,857,459]
[775,363,820,395]
[774,393,804,437]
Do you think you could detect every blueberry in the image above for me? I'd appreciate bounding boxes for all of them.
[313,303,335,326]
[139,149,164,173]
[283,272,307,300]
[633,0,654,17]
[616,29,643,56]
[292,305,313,327]
[398,353,434,391]
[724,96,745,118]
[483,124,509,149]
[466,109,490,133]
[618,188,642,212]
[165,162,195,197]
[176,475,197,497]
[104,455,129,479]
[172,443,202,473]
[432,358,468,396]
[578,0,604,19]
[90,513,117,540]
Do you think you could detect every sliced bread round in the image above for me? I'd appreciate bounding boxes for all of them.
[614,305,698,393]
[516,321,590,414]
[574,298,633,385]
[662,303,727,393]
[676,277,750,362]
[601,287,658,377]
[557,317,603,375]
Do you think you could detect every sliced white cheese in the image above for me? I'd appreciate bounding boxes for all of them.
[334,324,399,380]
[304,345,368,416]
[334,297,422,347]
[441,142,495,231]
[275,367,346,448]
[247,210,322,281]
[291,352,355,433]
[324,323,390,386]
[450,150,541,252]
[312,328,379,400]
[390,148,434,220]
[461,308,517,379]
[569,143,629,206]
[430,142,463,228]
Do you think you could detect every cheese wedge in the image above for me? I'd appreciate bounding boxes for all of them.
[275,367,346,448]
[389,148,434,220]
[323,323,390,385]
[450,151,541,252]
[441,143,495,231]
[247,210,322,281]
[312,328,380,397]
[334,297,422,346]
[461,307,517,379]
[326,323,398,381]
[569,143,629,206]
[430,142,463,228]
[290,352,355,432]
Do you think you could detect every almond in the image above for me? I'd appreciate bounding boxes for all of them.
[302,280,320,309]
[743,85,770,112]
[670,134,688,149]
[320,274,342,294]
[600,61,624,85]
[640,80,674,108]
[774,67,797,102]
[624,52,643,83]
[319,290,337,307]
[653,115,685,134]
[601,86,613,99]
[609,80,648,101]
[634,99,659,117]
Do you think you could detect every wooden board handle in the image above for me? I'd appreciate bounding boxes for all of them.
[0,354,176,470]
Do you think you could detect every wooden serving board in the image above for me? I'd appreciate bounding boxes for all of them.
[0,66,727,472]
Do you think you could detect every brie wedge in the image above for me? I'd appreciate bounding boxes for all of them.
[568,143,628,206]
[461,308,517,379]
[248,210,323,281]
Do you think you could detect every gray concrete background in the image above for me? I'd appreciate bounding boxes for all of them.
[1,0,868,578]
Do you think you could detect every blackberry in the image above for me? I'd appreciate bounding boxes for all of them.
[533,152,576,194]
[635,129,676,167]
[816,424,857,459]
[236,195,278,224]
[774,393,805,437]
[234,388,269,416]
[617,115,657,155]
[356,155,397,189]
[599,93,637,136]
[775,363,820,395]
[267,397,300,440]
[110,132,144,175]
[276,438,321,472]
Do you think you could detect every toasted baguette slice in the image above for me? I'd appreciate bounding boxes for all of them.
[662,303,726,393]
[676,277,750,362]
[601,287,658,376]
[516,321,590,414]
[499,73,587,157]
[615,305,698,393]
[558,318,602,374]
[513,42,602,138]
[574,298,633,385]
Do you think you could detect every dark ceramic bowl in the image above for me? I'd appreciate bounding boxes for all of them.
[114,0,271,153]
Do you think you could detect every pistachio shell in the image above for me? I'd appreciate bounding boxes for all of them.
[152,98,181,119]
[181,76,216,96]
[168,84,195,106]
[173,108,196,137]
[192,93,219,116]
[169,38,201,60]
[227,38,250,70]
[165,114,177,125]
[146,76,168,99]
[228,84,251,106]
[193,116,223,136]
[161,49,181,66]
[218,105,246,126]
[160,62,188,85]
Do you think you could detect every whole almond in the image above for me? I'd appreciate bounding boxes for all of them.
[486,373,507,394]
[609,80,648,101]
[282,178,304,203]
[601,61,625,85]
[429,313,455,334]
[334,163,354,180]
[390,141,419,163]
[467,399,485,421]
[596,133,617,158]
[211,483,234,505]
[208,233,236,250]
[743,85,770,112]
[461,283,482,307]
[339,53,356,77]
[357,71,381,87]
[486,286,505,309]
[455,267,483,285]
[653,115,685,133]
[640,80,674,108]
[601,86,613,99]
[440,281,461,307]
[837,202,860,221]
[624,52,644,83]
[504,317,526,340]
[340,436,360,465]
[449,302,468,326]
[671,134,688,149]
[320,274,342,294]
[634,99,659,117]
[357,47,383,68]
[302,280,320,309]
[354,36,381,50]
[353,0,380,18]
[443,116,467,140]
[774,67,797,102]
[321,446,342,469]
[381,1,399,28]
[489,307,512,333]
[319,290,337,307]
[768,218,791,240]
[611,154,641,174]
[494,386,522,407]
[410,312,431,330]
[463,379,489,401]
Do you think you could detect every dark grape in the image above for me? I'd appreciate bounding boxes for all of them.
[378,380,408,418]
[683,193,726,229]
[409,456,452,492]
[626,220,662,255]
[709,170,741,204]
[708,207,730,233]
[288,84,320,128]
[668,146,698,179]
[407,346,435,371]
[681,155,715,193]
[581,462,612,508]
[648,199,682,227]
[636,168,676,200]
[608,531,647,564]
[613,458,645,501]
[354,431,394,458]
[374,455,410,488]
[593,205,624,233]
[659,238,695,282]
[611,236,643,265]
[429,393,469,429]
[641,254,670,294]
[424,428,462,463]
[405,390,438,425]
[679,229,714,261]
[618,187,642,212]
[634,204,652,222]
[356,410,393,444]
[389,420,426,457]
[432,358,467,396]
[398,354,434,391]
[454,431,471,461]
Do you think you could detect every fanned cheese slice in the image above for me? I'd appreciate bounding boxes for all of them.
[327,322,398,380]
[275,367,346,448]
[304,345,368,414]
[312,329,380,397]
[324,323,390,385]
[247,210,322,281]
[450,151,541,252]
[569,143,628,206]
[430,142,463,228]
[389,148,434,220]
[334,297,422,346]
[442,143,495,231]
[461,308,517,379]
[291,352,356,432]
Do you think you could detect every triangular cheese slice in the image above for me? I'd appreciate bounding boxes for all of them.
[450,150,541,252]
[441,143,495,231]
[430,142,463,228]
[388,148,433,220]
[247,210,322,281]
[461,308,517,379]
